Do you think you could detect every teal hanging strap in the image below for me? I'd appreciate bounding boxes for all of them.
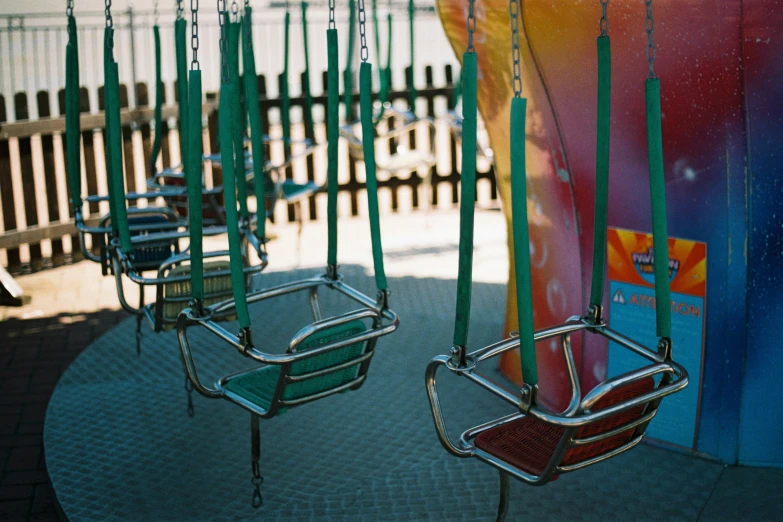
[187,68,204,302]
[108,60,132,254]
[589,35,611,310]
[343,0,356,121]
[645,78,672,340]
[220,81,251,328]
[103,27,118,236]
[175,18,189,166]
[65,14,81,211]
[242,7,266,241]
[452,52,477,349]
[150,25,164,173]
[281,9,292,153]
[450,68,462,111]
[360,62,388,293]
[510,98,537,385]
[326,27,339,271]
[301,2,315,140]
[226,17,249,220]
[407,0,416,110]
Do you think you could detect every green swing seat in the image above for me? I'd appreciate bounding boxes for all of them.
[224,319,367,413]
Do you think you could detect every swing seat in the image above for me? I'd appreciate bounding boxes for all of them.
[161,260,236,326]
[223,319,368,414]
[474,376,655,478]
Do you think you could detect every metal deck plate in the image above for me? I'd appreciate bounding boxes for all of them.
[45,267,725,521]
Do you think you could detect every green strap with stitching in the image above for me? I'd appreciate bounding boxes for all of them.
[344,0,356,121]
[407,0,416,109]
[107,59,131,254]
[103,28,118,236]
[281,10,292,153]
[242,7,266,240]
[65,15,81,210]
[327,28,340,268]
[219,81,251,328]
[452,52,477,349]
[510,97,537,385]
[226,18,249,219]
[150,25,164,173]
[590,35,611,309]
[301,2,315,140]
[645,78,672,339]
[175,19,189,166]
[187,69,204,300]
[360,62,388,292]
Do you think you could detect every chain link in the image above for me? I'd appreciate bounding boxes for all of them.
[177,0,184,20]
[358,0,368,62]
[153,0,159,25]
[231,0,239,22]
[218,0,228,83]
[509,0,522,97]
[328,0,336,30]
[191,0,199,69]
[66,0,74,18]
[600,0,608,36]
[645,0,656,79]
[466,0,476,53]
[105,0,113,28]
[244,0,251,49]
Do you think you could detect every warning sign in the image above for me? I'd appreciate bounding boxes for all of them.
[606,227,706,450]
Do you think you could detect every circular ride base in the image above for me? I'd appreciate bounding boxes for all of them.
[45,267,722,521]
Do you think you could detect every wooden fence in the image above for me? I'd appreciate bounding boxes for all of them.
[0,64,498,275]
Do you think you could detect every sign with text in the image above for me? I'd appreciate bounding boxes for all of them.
[606,227,706,450]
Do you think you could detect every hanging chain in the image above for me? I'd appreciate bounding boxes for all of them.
[105,0,113,28]
[645,0,656,79]
[154,0,159,25]
[191,0,199,69]
[600,0,608,37]
[466,0,476,53]
[231,0,239,22]
[177,0,184,20]
[328,0,336,30]
[66,0,74,18]
[218,0,228,83]
[509,0,522,97]
[244,0,251,49]
[184,375,195,418]
[358,0,368,62]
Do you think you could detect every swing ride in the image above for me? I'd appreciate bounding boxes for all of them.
[425,0,687,517]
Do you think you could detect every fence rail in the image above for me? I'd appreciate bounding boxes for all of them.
[0,63,498,275]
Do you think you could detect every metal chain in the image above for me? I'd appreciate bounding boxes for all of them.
[218,0,228,83]
[645,0,656,79]
[600,0,608,37]
[231,0,239,22]
[244,0,251,49]
[358,0,368,62]
[466,0,476,53]
[509,0,522,97]
[66,0,74,18]
[191,0,199,69]
[251,462,264,508]
[184,375,195,418]
[154,0,159,25]
[329,0,336,30]
[105,0,113,28]
[177,0,184,20]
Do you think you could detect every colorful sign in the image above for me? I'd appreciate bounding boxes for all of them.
[606,227,707,450]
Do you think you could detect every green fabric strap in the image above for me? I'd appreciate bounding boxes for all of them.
[510,97,538,385]
[65,15,81,210]
[590,35,611,309]
[103,28,117,236]
[360,62,388,292]
[108,60,132,254]
[301,2,315,140]
[281,10,291,153]
[219,81,251,328]
[226,19,249,219]
[384,13,392,102]
[344,0,356,121]
[326,29,340,268]
[187,69,204,300]
[452,52,477,349]
[645,78,672,340]
[150,25,164,173]
[407,0,416,110]
[242,8,266,241]
[174,19,189,166]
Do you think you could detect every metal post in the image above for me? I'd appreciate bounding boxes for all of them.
[127,7,138,108]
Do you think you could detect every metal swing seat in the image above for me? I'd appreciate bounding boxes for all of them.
[425,1,688,510]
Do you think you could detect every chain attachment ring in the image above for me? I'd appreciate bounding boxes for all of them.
[328,0,336,30]
[645,0,656,79]
[466,0,476,53]
[66,0,74,18]
[177,0,185,20]
[600,0,609,36]
[509,0,522,97]
[218,0,228,83]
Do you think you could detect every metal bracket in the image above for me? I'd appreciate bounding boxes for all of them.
[326,264,339,281]
[586,304,603,326]
[449,344,468,369]
[657,337,672,361]
[519,383,536,414]
[376,288,391,311]
[239,327,254,355]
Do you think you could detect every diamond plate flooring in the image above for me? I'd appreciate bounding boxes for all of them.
[43,265,781,520]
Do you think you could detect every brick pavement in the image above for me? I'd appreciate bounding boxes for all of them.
[1,262,129,521]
